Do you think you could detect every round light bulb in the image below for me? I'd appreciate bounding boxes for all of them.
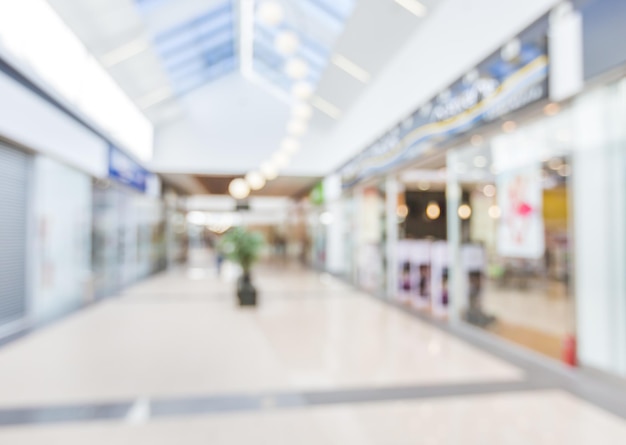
[458,204,472,220]
[257,1,284,26]
[228,178,251,200]
[272,152,290,168]
[281,138,300,154]
[285,58,309,80]
[483,184,496,197]
[260,162,279,180]
[287,119,308,136]
[425,202,441,220]
[293,103,313,120]
[245,171,266,191]
[292,82,314,100]
[274,30,299,55]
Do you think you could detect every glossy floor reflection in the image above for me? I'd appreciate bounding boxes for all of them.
[0,254,625,443]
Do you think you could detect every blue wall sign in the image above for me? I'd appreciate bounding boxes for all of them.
[340,18,549,189]
[108,145,149,193]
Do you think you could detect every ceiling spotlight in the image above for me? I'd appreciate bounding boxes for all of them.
[228,178,251,200]
[275,30,299,55]
[257,1,284,26]
[292,82,314,100]
[285,58,309,80]
[272,152,290,168]
[287,119,308,136]
[293,103,313,120]
[245,171,266,191]
[260,161,279,180]
[281,138,300,154]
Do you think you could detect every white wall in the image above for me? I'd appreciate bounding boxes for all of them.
[0,70,108,178]
[571,80,626,376]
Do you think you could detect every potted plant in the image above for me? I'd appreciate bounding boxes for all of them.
[218,227,264,306]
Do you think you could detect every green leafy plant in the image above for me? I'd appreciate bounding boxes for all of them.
[218,227,265,274]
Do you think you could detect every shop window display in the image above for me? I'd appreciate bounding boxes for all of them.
[448,129,575,360]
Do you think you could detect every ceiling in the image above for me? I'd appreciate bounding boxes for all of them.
[44,0,442,194]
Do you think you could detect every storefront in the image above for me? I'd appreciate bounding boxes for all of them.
[92,145,165,299]
[31,155,93,323]
[0,142,30,336]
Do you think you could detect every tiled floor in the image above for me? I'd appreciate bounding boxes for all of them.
[0,253,625,443]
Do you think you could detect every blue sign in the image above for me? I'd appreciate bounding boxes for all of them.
[340,17,549,188]
[108,145,149,193]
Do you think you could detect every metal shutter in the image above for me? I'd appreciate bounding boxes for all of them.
[0,143,28,327]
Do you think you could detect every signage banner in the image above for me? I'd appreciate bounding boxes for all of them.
[108,145,149,193]
[497,164,545,259]
[340,18,549,188]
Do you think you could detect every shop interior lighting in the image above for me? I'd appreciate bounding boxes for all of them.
[418,182,431,191]
[275,31,299,55]
[229,178,251,200]
[394,0,428,17]
[101,37,150,67]
[257,1,284,26]
[285,58,309,80]
[544,102,561,116]
[502,121,517,133]
[558,164,571,177]
[331,54,371,83]
[245,171,266,191]
[483,184,496,197]
[397,205,409,218]
[473,156,487,168]
[292,82,314,100]
[470,134,484,147]
[311,96,341,119]
[426,202,441,220]
[488,205,501,219]
[458,204,472,220]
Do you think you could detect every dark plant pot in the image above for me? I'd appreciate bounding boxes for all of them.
[237,272,257,306]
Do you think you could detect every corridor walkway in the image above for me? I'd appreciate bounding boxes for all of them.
[0,257,626,443]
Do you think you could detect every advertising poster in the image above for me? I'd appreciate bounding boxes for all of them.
[497,165,545,259]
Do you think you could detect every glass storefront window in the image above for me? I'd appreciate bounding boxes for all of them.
[447,110,576,360]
